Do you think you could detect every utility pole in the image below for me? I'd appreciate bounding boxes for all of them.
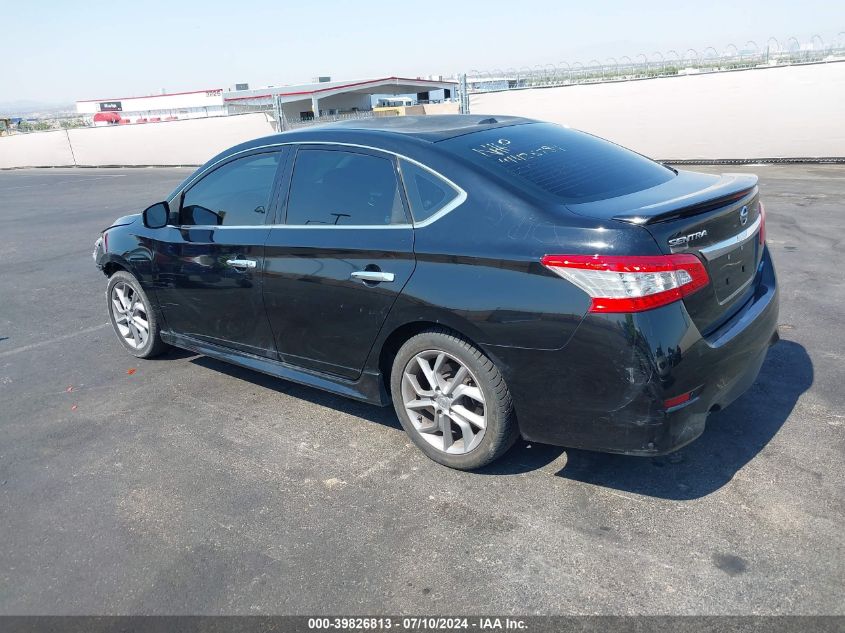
[459,74,470,114]
[271,94,281,131]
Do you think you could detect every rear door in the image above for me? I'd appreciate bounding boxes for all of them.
[262,145,416,380]
[154,149,287,357]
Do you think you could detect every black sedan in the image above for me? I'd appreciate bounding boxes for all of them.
[93,115,779,469]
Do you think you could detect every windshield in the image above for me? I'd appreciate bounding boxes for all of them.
[440,122,675,204]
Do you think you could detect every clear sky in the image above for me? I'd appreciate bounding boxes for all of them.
[2,0,843,103]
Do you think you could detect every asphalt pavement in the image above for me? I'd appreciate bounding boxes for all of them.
[0,164,842,615]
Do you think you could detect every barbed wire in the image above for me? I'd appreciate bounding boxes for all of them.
[465,33,845,92]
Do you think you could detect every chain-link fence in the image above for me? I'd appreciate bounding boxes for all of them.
[464,33,845,93]
[224,102,274,116]
[277,108,380,131]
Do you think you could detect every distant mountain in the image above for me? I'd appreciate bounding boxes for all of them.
[0,100,75,117]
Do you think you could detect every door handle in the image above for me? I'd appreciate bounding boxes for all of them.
[226,258,257,270]
[351,270,395,283]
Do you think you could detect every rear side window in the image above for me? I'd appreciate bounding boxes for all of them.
[181,152,280,226]
[399,159,460,223]
[286,149,407,226]
[440,123,675,204]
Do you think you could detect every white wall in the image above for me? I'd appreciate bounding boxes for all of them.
[68,113,274,166]
[471,62,845,160]
[423,102,460,115]
[0,130,75,168]
[0,113,274,168]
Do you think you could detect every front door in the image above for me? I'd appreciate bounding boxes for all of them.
[153,149,286,358]
[263,146,416,379]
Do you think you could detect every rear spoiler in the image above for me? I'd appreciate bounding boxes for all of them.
[613,173,758,225]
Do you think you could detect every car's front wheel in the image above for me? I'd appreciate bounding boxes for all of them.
[390,328,518,470]
[106,271,169,358]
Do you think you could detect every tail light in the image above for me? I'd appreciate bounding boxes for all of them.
[541,254,709,313]
[664,391,693,409]
[759,201,766,245]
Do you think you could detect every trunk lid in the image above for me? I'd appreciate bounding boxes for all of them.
[566,170,763,334]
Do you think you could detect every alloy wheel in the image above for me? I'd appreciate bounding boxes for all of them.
[400,349,487,454]
[110,282,149,349]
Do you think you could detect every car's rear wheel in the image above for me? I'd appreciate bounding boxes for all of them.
[390,328,518,470]
[106,271,169,358]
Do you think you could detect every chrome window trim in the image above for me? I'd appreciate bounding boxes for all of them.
[271,224,414,230]
[698,214,762,261]
[171,224,415,230]
[172,224,274,230]
[396,157,467,228]
[170,141,468,230]
[171,143,288,200]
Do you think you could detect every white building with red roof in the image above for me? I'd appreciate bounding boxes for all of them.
[76,76,456,125]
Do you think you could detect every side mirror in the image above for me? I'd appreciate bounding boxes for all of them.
[142,202,170,229]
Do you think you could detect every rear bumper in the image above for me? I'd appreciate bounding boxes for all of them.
[491,246,779,455]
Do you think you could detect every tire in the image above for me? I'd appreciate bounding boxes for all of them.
[106,271,169,359]
[390,327,518,470]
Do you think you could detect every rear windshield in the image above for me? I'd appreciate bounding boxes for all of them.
[440,123,675,204]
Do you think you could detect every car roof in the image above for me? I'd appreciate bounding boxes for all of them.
[235,115,538,152]
[173,115,540,202]
[318,114,536,141]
